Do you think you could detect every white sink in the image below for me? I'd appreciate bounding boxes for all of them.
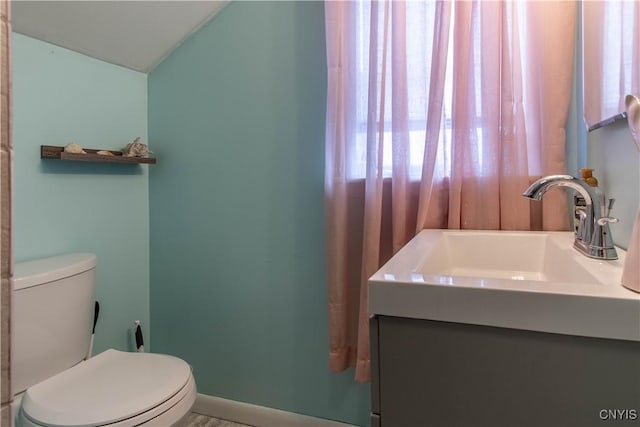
[418,231,600,284]
[369,230,640,341]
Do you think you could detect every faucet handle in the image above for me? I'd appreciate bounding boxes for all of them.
[591,216,619,258]
[597,216,619,226]
[606,198,615,216]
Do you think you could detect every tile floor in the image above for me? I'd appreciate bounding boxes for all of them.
[185,413,254,427]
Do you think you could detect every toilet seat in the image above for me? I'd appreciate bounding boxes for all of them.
[18,349,195,427]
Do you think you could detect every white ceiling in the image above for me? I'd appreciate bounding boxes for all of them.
[12,1,229,73]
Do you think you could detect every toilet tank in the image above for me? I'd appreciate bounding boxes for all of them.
[12,253,97,394]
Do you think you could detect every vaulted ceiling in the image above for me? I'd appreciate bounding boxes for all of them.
[12,1,229,73]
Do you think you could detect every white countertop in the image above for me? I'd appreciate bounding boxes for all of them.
[368,230,640,341]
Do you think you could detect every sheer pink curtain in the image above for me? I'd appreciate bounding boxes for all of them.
[325,0,575,382]
[583,0,640,128]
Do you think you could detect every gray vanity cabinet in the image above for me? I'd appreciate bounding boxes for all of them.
[370,315,640,427]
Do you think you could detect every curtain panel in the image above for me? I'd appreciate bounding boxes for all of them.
[325,0,576,382]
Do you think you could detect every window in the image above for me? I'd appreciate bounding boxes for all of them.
[350,1,535,180]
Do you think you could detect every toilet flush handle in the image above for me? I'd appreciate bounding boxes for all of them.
[87,301,100,359]
[134,320,145,353]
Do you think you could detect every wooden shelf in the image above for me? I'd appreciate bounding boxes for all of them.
[41,145,156,164]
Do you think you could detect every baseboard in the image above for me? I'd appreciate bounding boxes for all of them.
[192,393,358,427]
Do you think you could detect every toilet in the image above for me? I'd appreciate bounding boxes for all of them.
[12,253,197,426]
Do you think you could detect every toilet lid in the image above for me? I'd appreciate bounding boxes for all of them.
[21,349,192,427]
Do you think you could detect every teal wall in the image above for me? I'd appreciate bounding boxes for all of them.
[148,2,369,425]
[566,6,587,178]
[586,122,640,249]
[12,34,150,353]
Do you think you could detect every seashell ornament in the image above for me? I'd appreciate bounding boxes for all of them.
[123,137,152,158]
[64,142,86,154]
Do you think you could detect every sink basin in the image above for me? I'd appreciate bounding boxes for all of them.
[418,231,599,284]
[369,230,640,341]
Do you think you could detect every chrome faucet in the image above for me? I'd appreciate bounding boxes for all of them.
[523,174,619,260]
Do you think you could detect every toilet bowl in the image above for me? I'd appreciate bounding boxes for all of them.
[12,254,197,426]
